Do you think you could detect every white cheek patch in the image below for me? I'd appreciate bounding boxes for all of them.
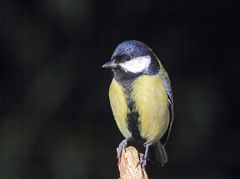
[119,55,151,73]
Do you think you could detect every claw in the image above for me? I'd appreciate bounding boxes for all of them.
[136,153,143,167]
[116,139,128,158]
[139,144,149,167]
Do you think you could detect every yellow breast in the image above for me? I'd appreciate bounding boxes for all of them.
[109,75,170,145]
[131,75,170,144]
[109,79,131,139]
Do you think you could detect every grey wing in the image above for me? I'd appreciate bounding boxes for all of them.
[159,65,174,146]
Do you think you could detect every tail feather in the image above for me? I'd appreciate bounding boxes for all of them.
[149,141,168,166]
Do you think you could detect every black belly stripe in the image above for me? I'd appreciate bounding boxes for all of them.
[122,81,142,141]
[127,99,140,139]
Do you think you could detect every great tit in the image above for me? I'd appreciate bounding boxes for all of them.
[102,40,173,166]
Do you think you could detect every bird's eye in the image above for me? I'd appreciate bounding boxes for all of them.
[113,55,131,63]
[121,55,130,62]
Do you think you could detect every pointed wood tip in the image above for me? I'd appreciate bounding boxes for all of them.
[118,146,148,179]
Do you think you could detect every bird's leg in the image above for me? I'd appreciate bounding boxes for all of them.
[116,139,128,158]
[139,144,150,167]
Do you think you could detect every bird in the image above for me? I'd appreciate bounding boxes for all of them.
[102,40,173,166]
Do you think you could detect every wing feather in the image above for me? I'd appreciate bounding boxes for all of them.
[158,62,174,145]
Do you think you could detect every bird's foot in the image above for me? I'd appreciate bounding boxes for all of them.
[138,144,150,168]
[116,139,128,159]
[138,153,147,168]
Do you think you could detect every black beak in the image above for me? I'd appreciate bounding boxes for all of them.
[102,60,118,68]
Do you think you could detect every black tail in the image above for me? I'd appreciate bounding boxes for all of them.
[149,141,168,166]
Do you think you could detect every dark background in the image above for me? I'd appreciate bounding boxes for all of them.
[1,0,240,178]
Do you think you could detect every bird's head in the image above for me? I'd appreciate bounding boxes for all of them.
[102,40,160,82]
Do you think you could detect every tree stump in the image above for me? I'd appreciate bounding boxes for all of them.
[118,146,148,179]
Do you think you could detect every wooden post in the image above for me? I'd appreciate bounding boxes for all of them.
[118,146,148,179]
